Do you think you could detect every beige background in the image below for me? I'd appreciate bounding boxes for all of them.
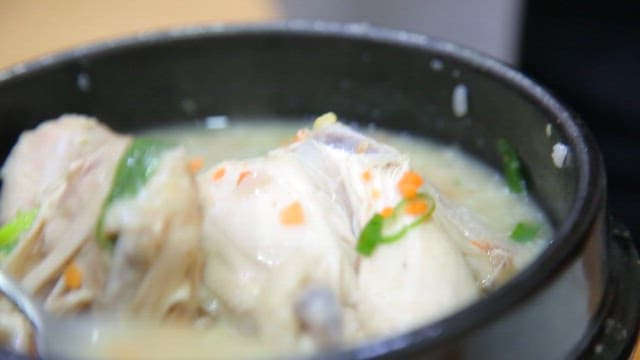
[0,0,525,70]
[0,0,279,69]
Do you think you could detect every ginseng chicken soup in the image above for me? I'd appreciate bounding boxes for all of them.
[0,113,549,359]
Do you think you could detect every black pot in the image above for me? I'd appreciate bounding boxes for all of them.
[0,22,637,360]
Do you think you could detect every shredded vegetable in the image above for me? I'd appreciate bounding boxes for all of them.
[0,209,38,253]
[96,138,171,247]
[497,139,526,194]
[357,193,435,256]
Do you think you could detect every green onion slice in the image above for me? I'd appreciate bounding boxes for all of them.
[0,209,38,253]
[510,221,541,242]
[497,138,526,194]
[96,138,171,247]
[357,193,436,256]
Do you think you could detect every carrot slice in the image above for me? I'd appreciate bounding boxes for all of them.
[212,167,226,181]
[236,171,252,186]
[362,170,372,182]
[187,157,204,173]
[470,239,492,252]
[280,201,305,226]
[380,207,394,218]
[397,170,424,199]
[405,199,429,216]
[64,261,83,290]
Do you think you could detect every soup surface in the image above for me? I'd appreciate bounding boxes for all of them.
[0,114,548,359]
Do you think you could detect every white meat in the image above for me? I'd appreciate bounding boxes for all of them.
[197,151,359,349]
[199,122,483,346]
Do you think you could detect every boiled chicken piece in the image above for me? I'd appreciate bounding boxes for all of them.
[289,122,409,236]
[302,122,516,290]
[0,115,130,301]
[99,148,203,321]
[355,221,481,336]
[292,122,480,337]
[0,115,131,353]
[199,120,486,345]
[429,190,516,290]
[0,115,129,224]
[197,151,359,350]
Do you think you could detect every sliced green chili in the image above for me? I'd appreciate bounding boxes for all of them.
[0,209,38,253]
[357,193,436,256]
[497,138,526,194]
[96,138,171,247]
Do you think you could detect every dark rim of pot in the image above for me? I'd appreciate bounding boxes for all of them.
[0,21,606,359]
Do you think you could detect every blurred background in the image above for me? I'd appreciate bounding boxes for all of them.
[0,0,638,239]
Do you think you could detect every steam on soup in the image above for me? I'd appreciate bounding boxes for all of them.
[0,113,548,358]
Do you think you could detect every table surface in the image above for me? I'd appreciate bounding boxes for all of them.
[0,0,278,69]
